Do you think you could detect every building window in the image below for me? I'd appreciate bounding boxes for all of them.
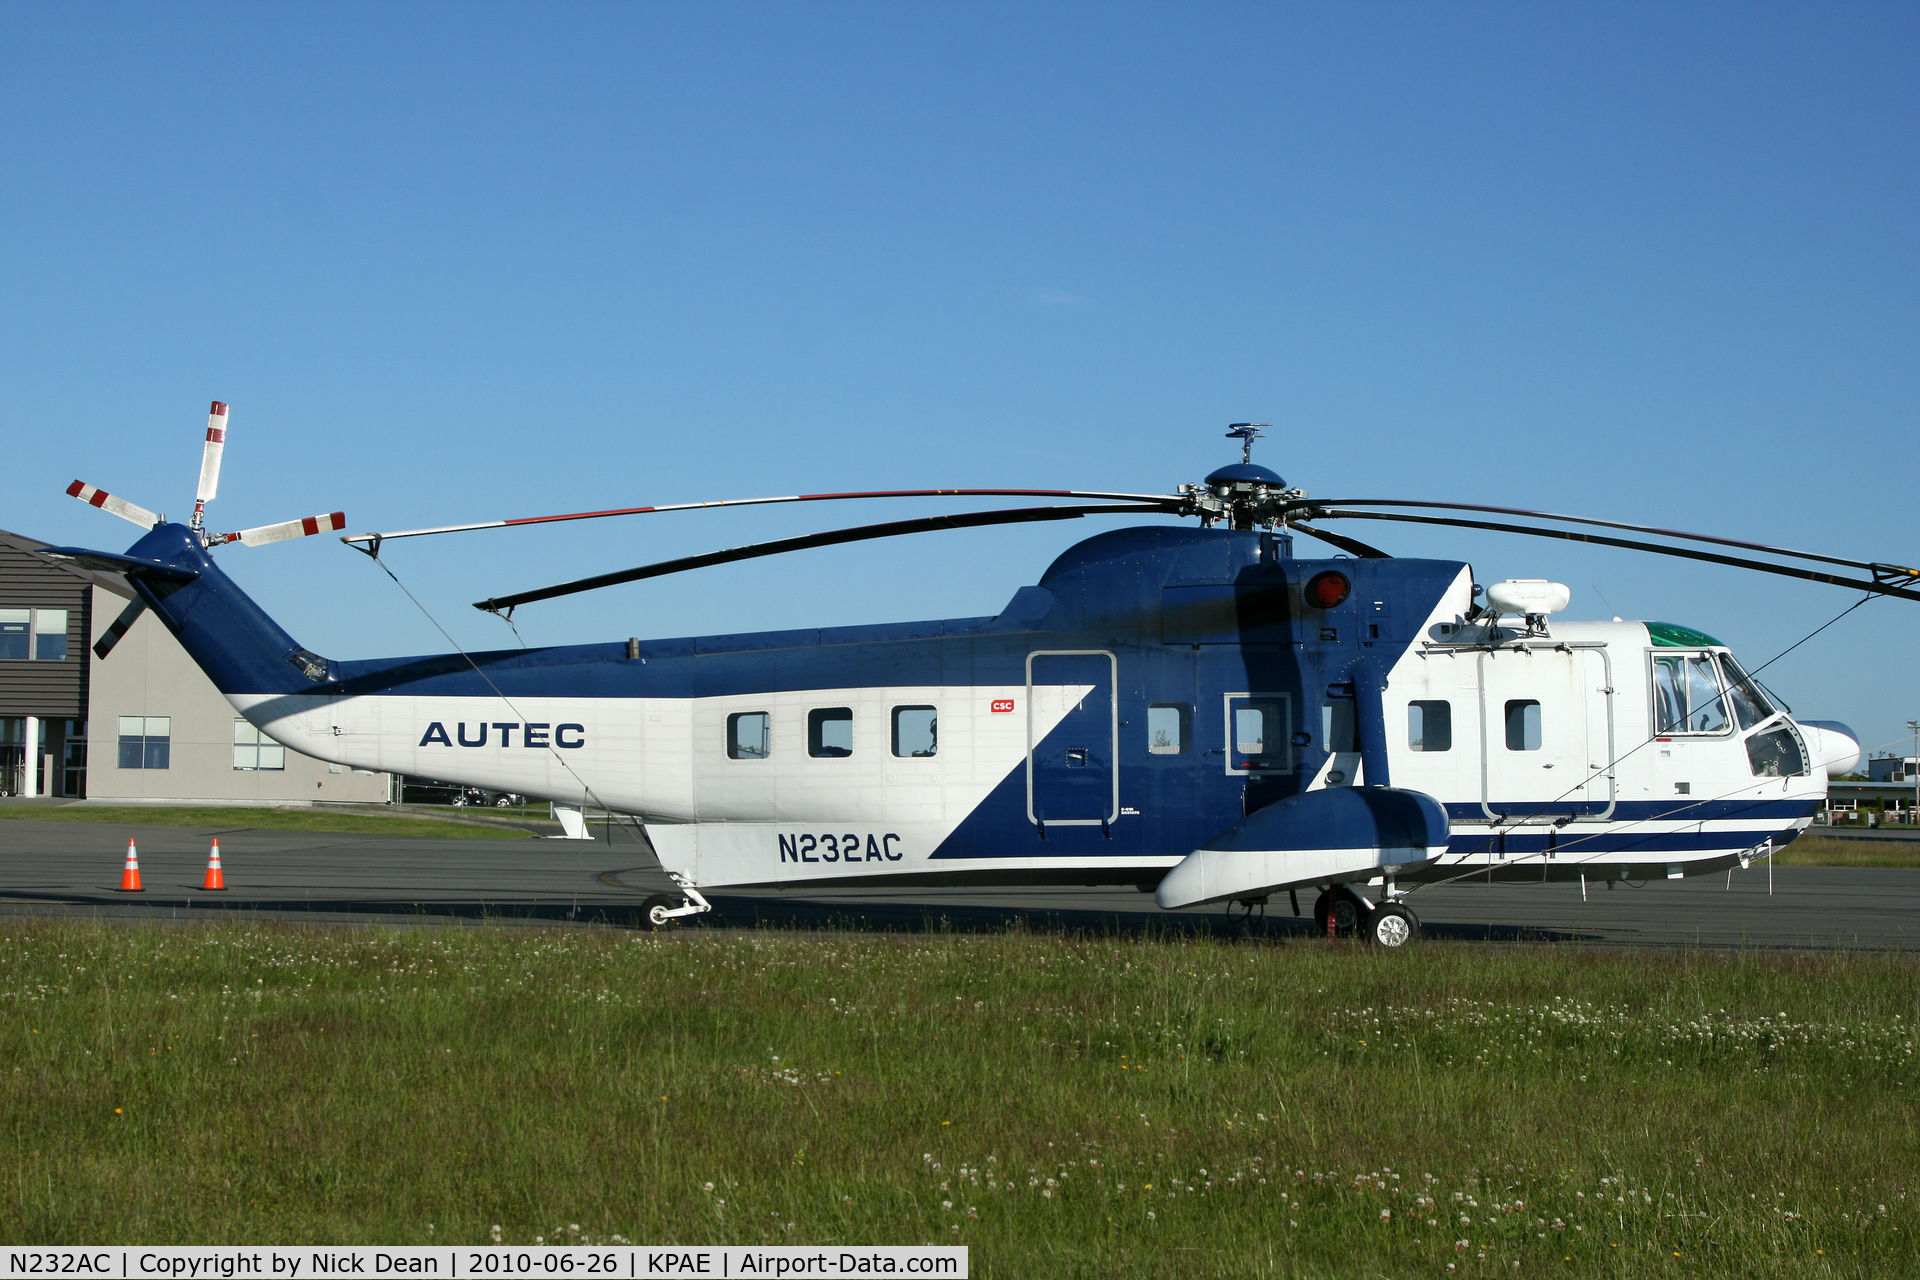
[727,712,771,759]
[1147,703,1191,755]
[61,720,87,798]
[232,720,286,771]
[807,708,853,758]
[1504,700,1542,751]
[1408,700,1452,752]
[118,716,171,769]
[892,706,937,758]
[0,611,26,660]
[0,609,70,661]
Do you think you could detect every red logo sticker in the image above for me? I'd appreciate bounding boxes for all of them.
[990,699,1016,714]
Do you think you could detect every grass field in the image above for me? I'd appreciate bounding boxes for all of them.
[1775,833,1920,867]
[1,922,1914,1275]
[0,806,530,839]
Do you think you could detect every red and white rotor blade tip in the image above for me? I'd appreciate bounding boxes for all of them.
[225,511,347,546]
[196,401,229,504]
[66,481,161,530]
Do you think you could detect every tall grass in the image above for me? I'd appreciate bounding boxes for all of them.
[1,921,1914,1276]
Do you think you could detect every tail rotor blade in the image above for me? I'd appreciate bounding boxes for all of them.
[190,401,229,532]
[66,481,161,531]
[218,511,348,546]
[92,597,147,659]
[196,402,229,503]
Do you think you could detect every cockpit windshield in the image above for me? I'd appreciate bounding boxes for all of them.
[1652,653,1730,734]
[1715,652,1775,730]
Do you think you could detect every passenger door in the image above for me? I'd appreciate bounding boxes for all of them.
[1478,647,1614,820]
[1027,651,1118,828]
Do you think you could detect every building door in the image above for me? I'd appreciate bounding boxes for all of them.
[1026,651,1118,828]
[1478,647,1614,820]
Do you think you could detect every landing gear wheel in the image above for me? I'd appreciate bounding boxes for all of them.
[1364,902,1420,948]
[641,893,683,930]
[1311,888,1365,938]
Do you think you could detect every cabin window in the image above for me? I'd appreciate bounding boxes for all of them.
[117,716,171,769]
[1746,725,1807,777]
[1147,703,1190,755]
[232,720,286,771]
[1716,654,1774,730]
[1319,701,1358,754]
[1504,700,1541,751]
[1652,654,1730,734]
[726,711,771,760]
[808,708,853,758]
[1408,700,1452,752]
[892,705,937,758]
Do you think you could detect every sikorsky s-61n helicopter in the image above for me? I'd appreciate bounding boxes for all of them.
[50,409,1915,945]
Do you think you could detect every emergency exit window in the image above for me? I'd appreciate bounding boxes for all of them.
[1504,700,1542,751]
[808,708,853,758]
[892,706,937,758]
[727,712,771,759]
[1147,703,1190,755]
[1408,700,1452,752]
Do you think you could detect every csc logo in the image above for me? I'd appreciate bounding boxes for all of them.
[990,699,1015,714]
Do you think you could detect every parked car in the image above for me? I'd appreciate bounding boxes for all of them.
[401,777,524,808]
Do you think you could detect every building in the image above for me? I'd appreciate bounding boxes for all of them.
[1,527,391,804]
[1866,755,1918,783]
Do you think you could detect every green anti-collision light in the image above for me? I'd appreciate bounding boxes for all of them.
[1646,621,1725,648]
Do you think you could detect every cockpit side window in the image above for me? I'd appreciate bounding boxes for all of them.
[1746,724,1807,777]
[1716,653,1774,730]
[1652,654,1729,734]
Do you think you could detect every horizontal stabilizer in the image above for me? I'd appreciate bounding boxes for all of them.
[1156,786,1450,910]
[66,481,160,530]
[39,547,201,583]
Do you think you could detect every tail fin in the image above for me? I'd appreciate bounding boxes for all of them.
[44,523,334,694]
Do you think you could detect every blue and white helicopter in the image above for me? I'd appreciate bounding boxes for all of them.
[52,410,1915,945]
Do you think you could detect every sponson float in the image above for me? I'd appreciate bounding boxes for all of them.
[49,413,1905,945]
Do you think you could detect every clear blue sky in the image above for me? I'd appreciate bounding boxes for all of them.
[5,2,1916,756]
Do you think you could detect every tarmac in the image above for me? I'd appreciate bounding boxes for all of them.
[0,815,1915,949]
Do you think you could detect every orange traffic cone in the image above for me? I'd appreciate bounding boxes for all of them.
[118,839,143,892]
[201,839,226,891]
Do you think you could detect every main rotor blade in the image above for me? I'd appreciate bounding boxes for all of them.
[351,487,1182,547]
[474,503,1171,613]
[1312,509,1920,603]
[1289,522,1391,559]
[1288,498,1916,579]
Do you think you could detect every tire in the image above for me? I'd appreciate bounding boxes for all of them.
[494,796,511,808]
[1311,888,1365,938]
[641,893,683,930]
[1364,902,1420,948]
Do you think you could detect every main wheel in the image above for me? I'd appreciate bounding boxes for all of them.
[1363,902,1420,948]
[1311,889,1365,938]
[641,893,683,930]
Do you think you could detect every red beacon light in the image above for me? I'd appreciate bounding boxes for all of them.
[1303,570,1351,609]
